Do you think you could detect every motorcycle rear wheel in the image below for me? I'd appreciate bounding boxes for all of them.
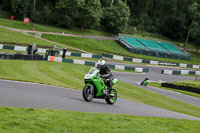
[82,85,94,102]
[105,89,117,105]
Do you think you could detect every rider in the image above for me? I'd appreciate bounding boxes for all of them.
[96,59,114,95]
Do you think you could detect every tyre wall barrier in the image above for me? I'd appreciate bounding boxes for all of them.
[48,56,149,72]
[0,44,102,59]
[0,53,43,60]
[161,83,200,94]
[161,69,200,75]
[102,53,200,69]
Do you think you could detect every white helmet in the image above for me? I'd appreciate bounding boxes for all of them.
[97,59,105,66]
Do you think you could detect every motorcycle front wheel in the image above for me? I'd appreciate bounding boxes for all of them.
[82,85,94,102]
[105,89,117,105]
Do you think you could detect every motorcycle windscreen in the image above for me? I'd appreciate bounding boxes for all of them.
[112,78,118,85]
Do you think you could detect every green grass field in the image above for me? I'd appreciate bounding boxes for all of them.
[173,81,200,88]
[0,27,84,51]
[0,60,200,118]
[149,82,200,98]
[0,106,200,133]
[0,27,54,47]
[0,18,33,30]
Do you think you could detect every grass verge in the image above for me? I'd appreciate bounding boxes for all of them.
[0,60,200,118]
[0,106,200,133]
[0,27,54,47]
[148,82,200,98]
[172,81,200,88]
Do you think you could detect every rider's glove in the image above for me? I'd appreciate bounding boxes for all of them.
[100,75,106,78]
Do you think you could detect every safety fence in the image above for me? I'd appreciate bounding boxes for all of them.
[48,56,149,72]
[102,53,200,69]
[0,53,43,60]
[0,44,102,58]
[1,44,199,69]
[161,83,200,94]
[161,69,200,75]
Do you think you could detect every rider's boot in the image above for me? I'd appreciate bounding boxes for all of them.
[107,86,114,97]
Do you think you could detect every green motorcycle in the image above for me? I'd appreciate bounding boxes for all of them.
[82,67,118,104]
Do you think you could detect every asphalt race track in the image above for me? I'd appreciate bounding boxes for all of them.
[0,58,200,120]
[113,72,200,107]
[0,79,200,121]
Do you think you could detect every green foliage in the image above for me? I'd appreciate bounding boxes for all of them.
[102,0,130,33]
[30,3,53,24]
[54,0,102,29]
[76,0,102,29]
[186,1,200,51]
[137,13,157,36]
[190,21,200,51]
[1,107,200,133]
[10,0,32,19]
[161,15,186,39]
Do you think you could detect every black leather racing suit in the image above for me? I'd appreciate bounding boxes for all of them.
[99,64,114,89]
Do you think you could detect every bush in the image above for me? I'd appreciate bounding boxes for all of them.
[54,0,102,29]
[101,0,130,33]
[30,11,44,23]
[161,15,186,39]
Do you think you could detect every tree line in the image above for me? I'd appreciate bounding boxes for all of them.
[0,0,200,51]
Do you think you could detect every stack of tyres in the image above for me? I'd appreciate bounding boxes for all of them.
[0,53,5,59]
